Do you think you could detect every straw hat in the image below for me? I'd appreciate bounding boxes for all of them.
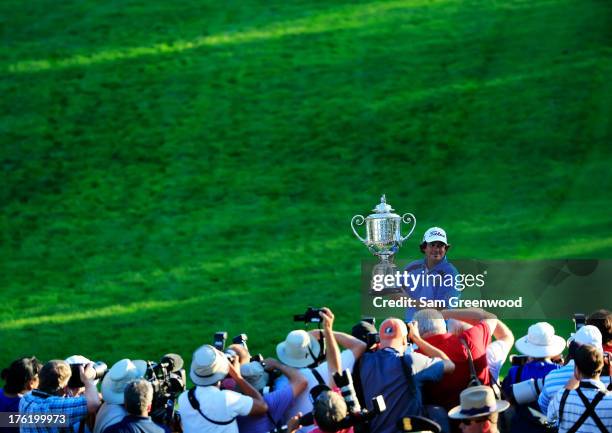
[448,386,509,420]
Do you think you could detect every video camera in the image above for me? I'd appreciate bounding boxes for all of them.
[144,354,186,425]
[294,307,323,323]
[68,361,108,388]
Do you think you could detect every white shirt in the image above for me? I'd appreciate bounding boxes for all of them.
[487,339,511,382]
[275,350,356,433]
[178,386,253,433]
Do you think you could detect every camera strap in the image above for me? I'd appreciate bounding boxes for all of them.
[558,383,609,433]
[187,387,236,425]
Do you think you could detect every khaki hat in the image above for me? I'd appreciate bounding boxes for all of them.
[190,345,229,386]
[448,386,509,420]
[101,359,147,404]
[240,361,269,391]
[276,330,320,368]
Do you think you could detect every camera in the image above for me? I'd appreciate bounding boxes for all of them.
[510,354,530,367]
[574,313,586,331]
[232,333,249,352]
[308,369,386,431]
[511,377,546,405]
[214,331,228,351]
[366,332,380,350]
[294,307,322,323]
[144,354,186,425]
[68,361,108,388]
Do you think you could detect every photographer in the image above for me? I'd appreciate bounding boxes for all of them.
[103,380,163,433]
[234,352,307,432]
[311,389,353,433]
[0,357,42,433]
[356,318,454,433]
[587,309,612,353]
[275,307,366,432]
[547,344,612,433]
[501,322,564,398]
[95,359,147,433]
[19,360,101,433]
[538,325,611,414]
[177,344,267,433]
[412,308,497,410]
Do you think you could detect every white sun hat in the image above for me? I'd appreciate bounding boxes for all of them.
[190,345,230,386]
[276,330,320,368]
[515,322,566,358]
[101,359,147,404]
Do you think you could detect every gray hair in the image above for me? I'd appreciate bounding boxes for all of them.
[413,309,447,337]
[124,379,153,415]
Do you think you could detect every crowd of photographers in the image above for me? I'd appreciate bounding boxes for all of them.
[1,308,611,433]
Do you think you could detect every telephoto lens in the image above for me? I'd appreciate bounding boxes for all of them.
[333,369,362,412]
[68,361,108,388]
[512,378,545,405]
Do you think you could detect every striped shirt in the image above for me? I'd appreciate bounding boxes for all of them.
[547,379,612,433]
[19,390,87,433]
[538,361,611,413]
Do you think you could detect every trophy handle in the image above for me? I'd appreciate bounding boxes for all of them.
[351,215,367,244]
[400,213,416,243]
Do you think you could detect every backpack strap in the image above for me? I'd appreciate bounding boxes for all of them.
[310,368,325,386]
[460,338,482,386]
[187,387,236,426]
[558,388,571,427]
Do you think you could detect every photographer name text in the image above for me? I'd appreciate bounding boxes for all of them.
[372,296,524,309]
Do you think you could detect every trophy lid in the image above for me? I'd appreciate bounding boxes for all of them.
[369,195,400,218]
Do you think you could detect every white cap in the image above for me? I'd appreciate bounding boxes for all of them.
[572,325,603,351]
[422,227,448,245]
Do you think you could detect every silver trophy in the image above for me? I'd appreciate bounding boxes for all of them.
[351,195,416,293]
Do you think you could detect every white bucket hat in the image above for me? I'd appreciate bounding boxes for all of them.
[423,227,448,245]
[101,359,147,404]
[515,322,566,358]
[190,345,229,386]
[448,386,509,419]
[276,330,320,368]
[240,361,269,391]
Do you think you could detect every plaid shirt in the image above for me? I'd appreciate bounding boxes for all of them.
[19,390,87,433]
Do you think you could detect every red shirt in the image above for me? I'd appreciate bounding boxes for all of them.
[417,322,492,410]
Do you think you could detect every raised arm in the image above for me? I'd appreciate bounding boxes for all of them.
[407,323,455,374]
[264,358,307,397]
[441,308,497,334]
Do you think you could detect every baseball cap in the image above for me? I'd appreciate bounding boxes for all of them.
[572,325,603,351]
[422,227,448,245]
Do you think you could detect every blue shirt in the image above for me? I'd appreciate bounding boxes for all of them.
[103,416,165,433]
[402,257,459,321]
[501,360,560,401]
[19,390,87,433]
[359,348,444,433]
[237,384,294,433]
[0,389,21,433]
[538,361,611,413]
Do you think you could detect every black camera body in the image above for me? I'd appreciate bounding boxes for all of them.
[510,355,530,367]
[145,354,186,425]
[68,362,108,389]
[574,313,586,331]
[294,307,322,323]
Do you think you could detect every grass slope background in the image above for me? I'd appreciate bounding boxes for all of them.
[1,0,611,375]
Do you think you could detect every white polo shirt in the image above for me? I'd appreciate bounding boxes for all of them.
[178,386,253,433]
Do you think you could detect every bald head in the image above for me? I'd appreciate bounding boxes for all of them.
[379,318,408,350]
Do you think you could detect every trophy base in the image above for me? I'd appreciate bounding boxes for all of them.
[369,257,403,295]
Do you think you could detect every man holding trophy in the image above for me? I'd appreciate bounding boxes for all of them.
[351,196,458,321]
